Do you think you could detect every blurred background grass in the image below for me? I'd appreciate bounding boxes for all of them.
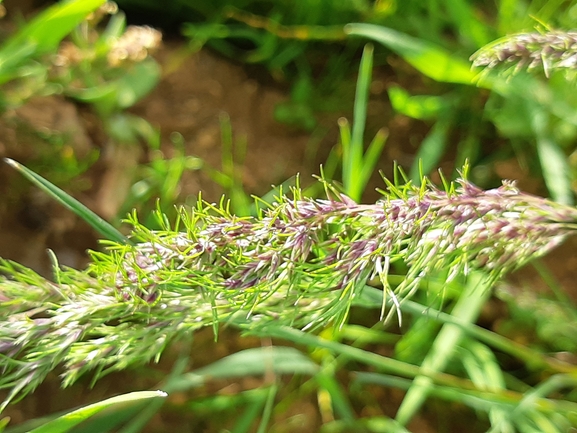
[1,0,577,432]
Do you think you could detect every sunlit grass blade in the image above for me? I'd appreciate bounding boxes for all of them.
[116,354,189,433]
[1,0,105,55]
[360,416,412,433]
[357,280,572,375]
[512,375,577,417]
[354,372,503,412]
[0,0,105,85]
[4,158,130,245]
[397,298,573,374]
[387,86,447,120]
[21,391,166,433]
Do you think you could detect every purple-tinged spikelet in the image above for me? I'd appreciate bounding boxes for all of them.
[471,31,577,76]
[115,179,577,322]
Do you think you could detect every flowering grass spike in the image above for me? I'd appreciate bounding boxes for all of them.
[471,31,577,77]
[1,172,577,411]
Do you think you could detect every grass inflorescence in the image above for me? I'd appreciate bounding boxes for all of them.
[471,30,577,77]
[1,171,577,412]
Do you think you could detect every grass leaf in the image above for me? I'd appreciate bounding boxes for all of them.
[345,23,481,86]
[536,136,573,205]
[168,347,319,392]
[4,159,130,245]
[26,391,166,433]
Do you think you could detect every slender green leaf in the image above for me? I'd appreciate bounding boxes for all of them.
[459,340,514,432]
[409,117,452,182]
[4,0,106,54]
[168,347,318,392]
[27,391,166,433]
[0,0,104,84]
[363,416,412,433]
[0,418,10,433]
[388,86,448,120]
[4,159,130,245]
[316,372,356,421]
[359,127,388,190]
[344,44,373,201]
[536,136,573,205]
[345,23,481,86]
[256,384,278,433]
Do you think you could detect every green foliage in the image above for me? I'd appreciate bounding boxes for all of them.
[2,391,166,433]
[4,158,129,245]
[0,0,169,221]
[116,0,577,202]
[3,161,577,430]
[54,8,162,118]
[338,44,387,202]
[4,1,577,432]
[0,0,106,87]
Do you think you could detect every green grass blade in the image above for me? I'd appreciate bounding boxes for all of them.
[1,0,105,55]
[355,372,506,413]
[387,86,447,120]
[4,159,130,245]
[168,347,319,392]
[0,0,105,84]
[363,417,412,433]
[399,298,572,374]
[116,355,190,433]
[459,340,514,432]
[256,384,278,433]
[192,346,319,378]
[395,272,492,426]
[255,326,474,390]
[338,117,352,189]
[359,128,388,191]
[26,391,166,433]
[536,136,573,205]
[316,372,356,421]
[409,117,452,182]
[346,44,373,201]
[345,23,481,86]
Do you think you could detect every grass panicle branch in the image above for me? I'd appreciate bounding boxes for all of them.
[471,31,577,77]
[1,174,577,411]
